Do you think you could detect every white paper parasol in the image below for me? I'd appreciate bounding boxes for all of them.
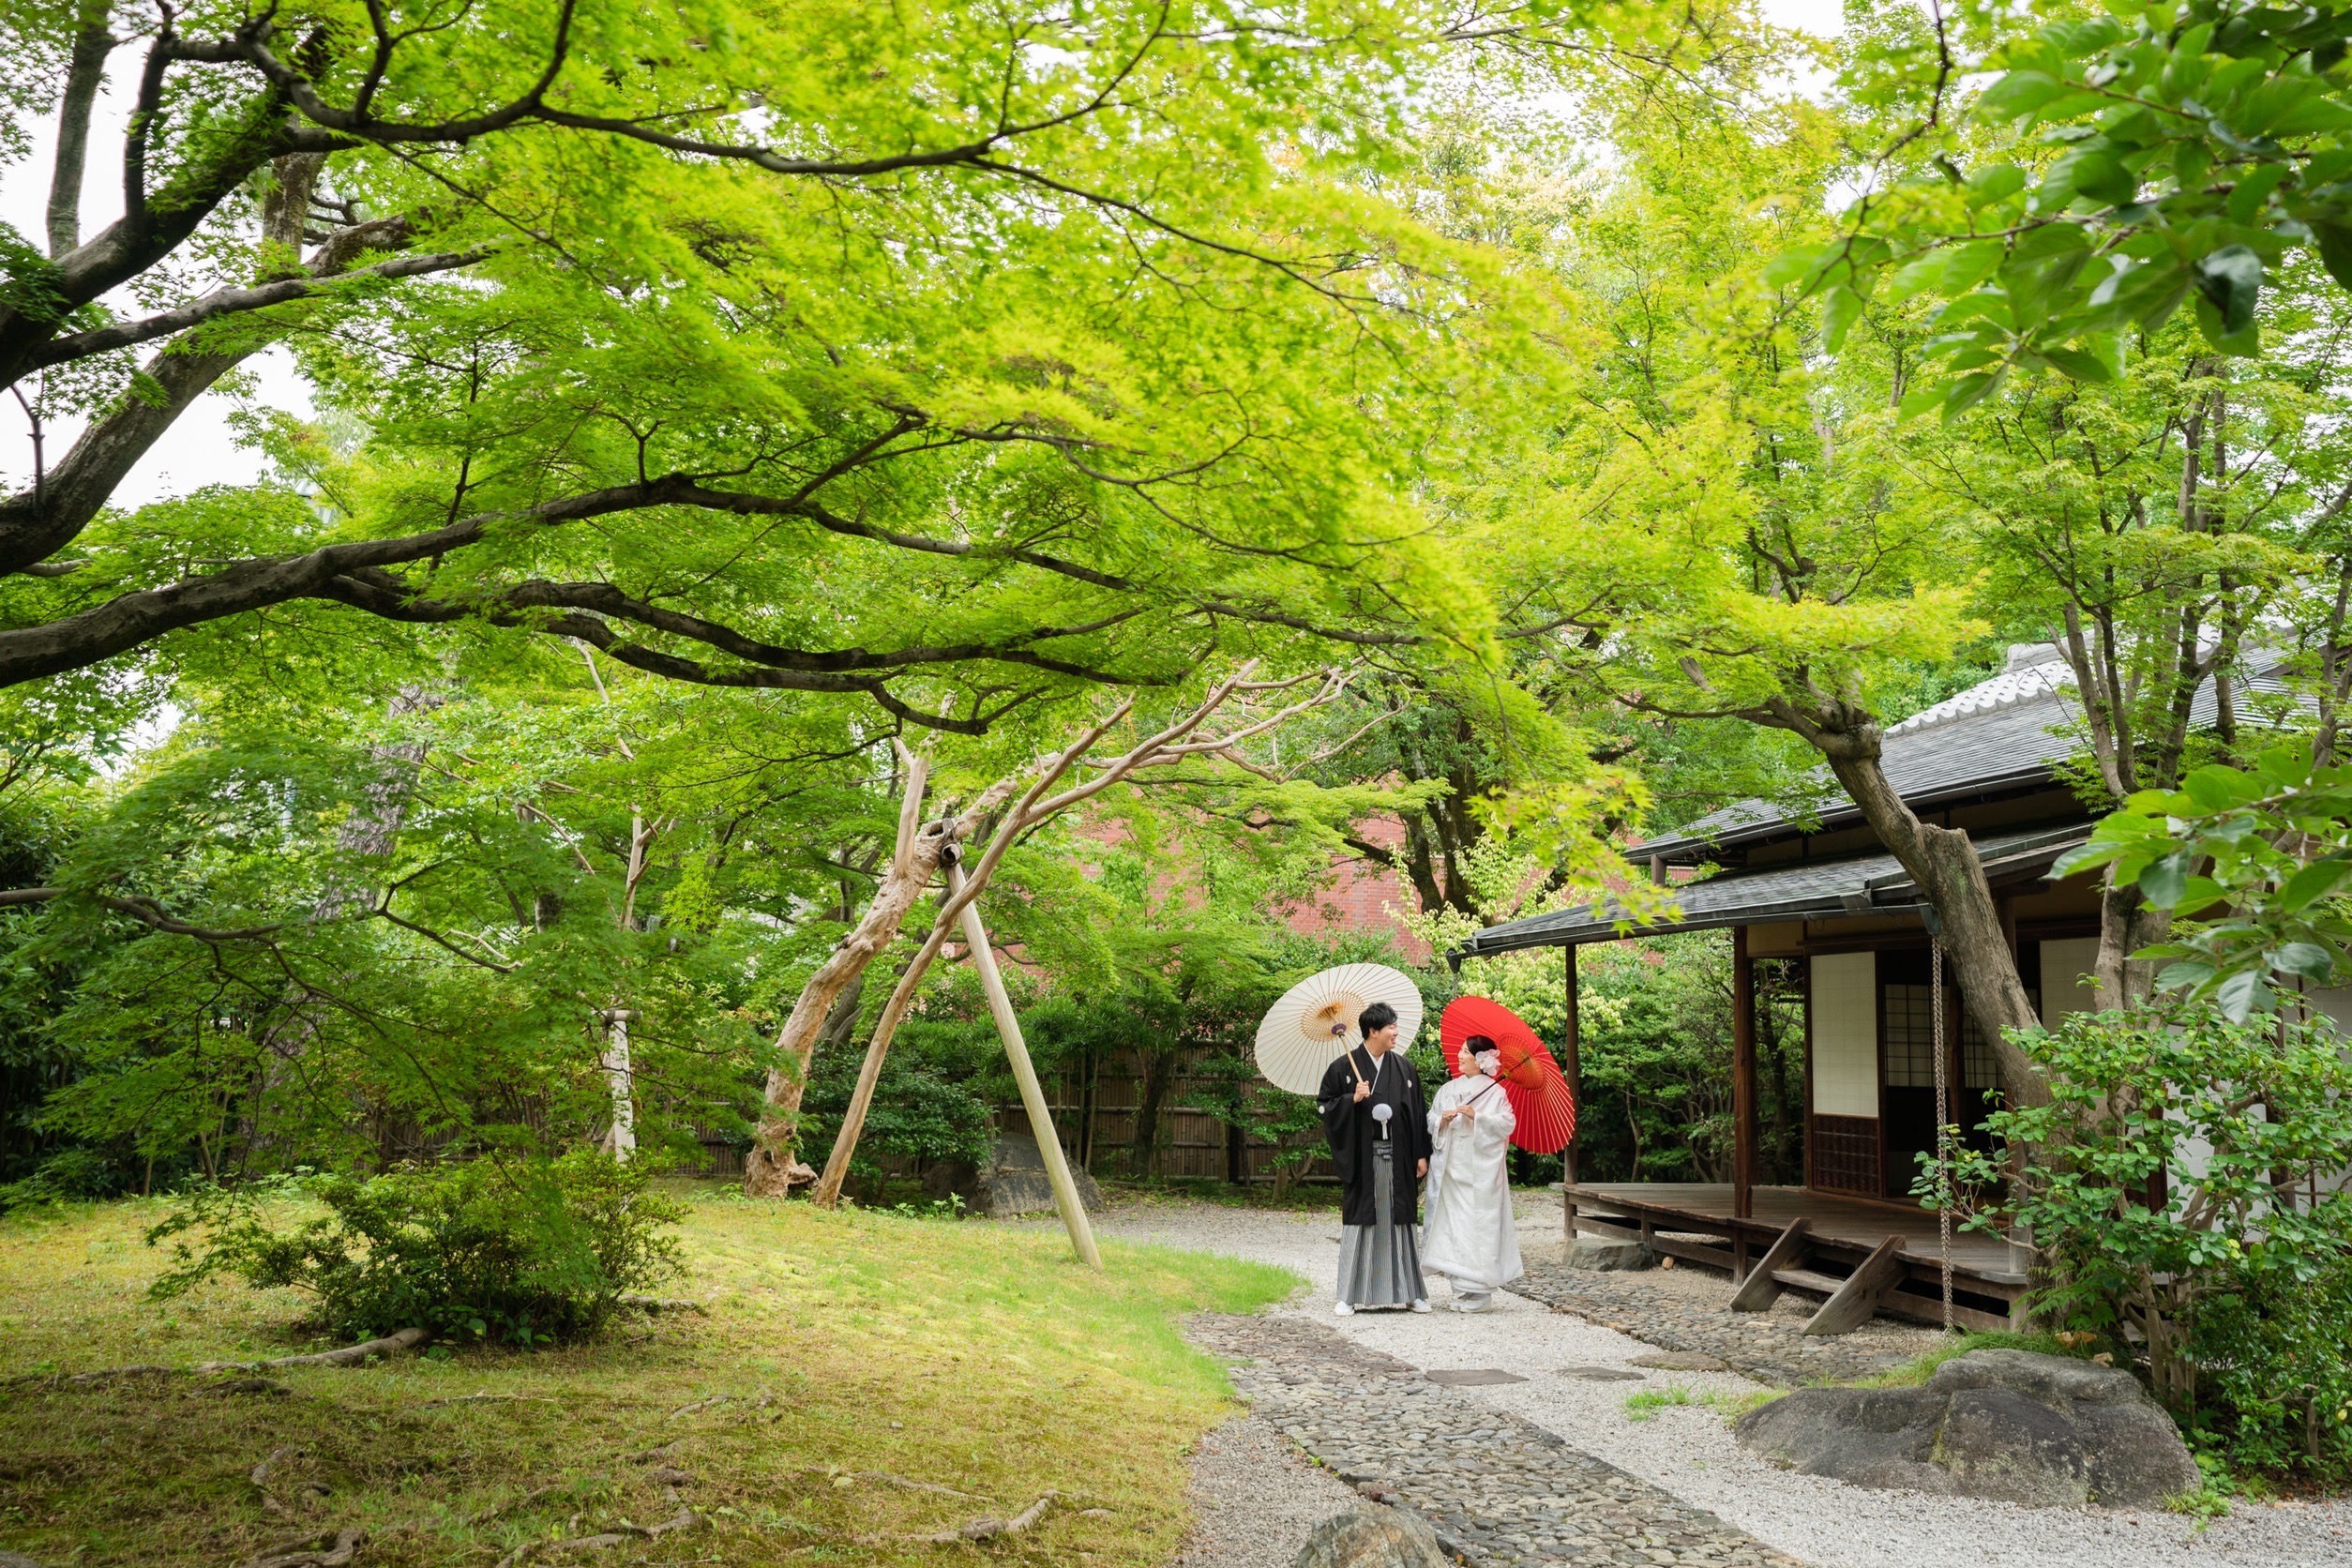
[1253,962,1425,1094]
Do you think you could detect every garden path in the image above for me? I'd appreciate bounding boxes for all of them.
[1034,1195,2352,1568]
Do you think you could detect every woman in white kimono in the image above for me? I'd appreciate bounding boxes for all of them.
[1422,1035,1523,1312]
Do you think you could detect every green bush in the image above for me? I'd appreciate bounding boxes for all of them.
[1953,1004,2352,1484]
[149,1152,685,1347]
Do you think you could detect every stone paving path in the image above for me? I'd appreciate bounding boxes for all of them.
[1188,1313,1808,1567]
[1506,1266,1924,1387]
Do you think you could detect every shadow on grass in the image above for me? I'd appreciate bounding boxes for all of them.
[0,1184,1294,1566]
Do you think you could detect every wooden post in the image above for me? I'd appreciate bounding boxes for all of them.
[1562,942,1582,1245]
[1730,1216,1811,1313]
[1803,1233,1907,1335]
[1732,926,1756,1221]
[947,864,1104,1270]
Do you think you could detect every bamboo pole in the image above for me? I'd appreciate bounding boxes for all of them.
[947,863,1104,1270]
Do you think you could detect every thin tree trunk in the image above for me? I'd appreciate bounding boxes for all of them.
[599,1009,638,1159]
[46,5,113,259]
[2093,882,2170,1013]
[1131,1048,1180,1178]
[817,971,866,1055]
[241,683,444,1166]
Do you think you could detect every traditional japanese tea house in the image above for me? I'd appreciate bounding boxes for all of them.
[1452,643,2268,1331]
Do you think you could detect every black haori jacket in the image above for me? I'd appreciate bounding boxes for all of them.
[1317,1047,1432,1227]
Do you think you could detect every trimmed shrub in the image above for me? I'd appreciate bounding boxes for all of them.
[1952,1004,2352,1484]
[150,1152,684,1347]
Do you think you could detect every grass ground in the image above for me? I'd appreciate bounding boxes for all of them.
[1840,1329,2077,1389]
[0,1180,1300,1565]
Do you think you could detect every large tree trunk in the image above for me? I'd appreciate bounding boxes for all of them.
[1776,701,2049,1108]
[808,920,959,1208]
[744,757,941,1196]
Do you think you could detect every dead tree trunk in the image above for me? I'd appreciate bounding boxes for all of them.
[808,665,1350,1207]
[746,753,1022,1195]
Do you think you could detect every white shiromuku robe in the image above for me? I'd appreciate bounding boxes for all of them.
[1421,1071,1523,1290]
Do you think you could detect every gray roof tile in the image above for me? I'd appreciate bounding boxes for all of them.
[1636,660,2293,858]
[1455,824,2089,957]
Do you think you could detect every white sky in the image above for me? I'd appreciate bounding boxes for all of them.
[0,73,310,510]
[1762,0,1847,38]
[0,0,1845,511]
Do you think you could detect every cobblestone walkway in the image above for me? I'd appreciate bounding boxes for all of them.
[1187,1313,1807,1567]
[1505,1266,1927,1387]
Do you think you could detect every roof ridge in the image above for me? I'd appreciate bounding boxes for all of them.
[1884,659,2073,736]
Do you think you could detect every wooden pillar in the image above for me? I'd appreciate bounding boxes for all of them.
[948,865,1103,1270]
[1733,924,1756,1222]
[1562,942,1582,1244]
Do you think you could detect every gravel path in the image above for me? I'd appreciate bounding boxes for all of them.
[1168,1412,1361,1568]
[1192,1310,1805,1566]
[1045,1197,2352,1568]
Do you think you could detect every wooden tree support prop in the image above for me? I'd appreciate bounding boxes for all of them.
[950,863,1103,1270]
[1728,1217,1810,1313]
[808,664,1349,1212]
[1802,1233,1908,1336]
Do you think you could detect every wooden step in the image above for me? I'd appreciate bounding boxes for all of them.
[1771,1268,1846,1295]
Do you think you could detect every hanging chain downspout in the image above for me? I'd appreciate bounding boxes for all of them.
[1933,933,1954,1333]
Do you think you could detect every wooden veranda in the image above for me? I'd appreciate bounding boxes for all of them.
[1559,1181,2028,1333]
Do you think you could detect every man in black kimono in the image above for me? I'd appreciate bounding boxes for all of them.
[1317,1001,1432,1314]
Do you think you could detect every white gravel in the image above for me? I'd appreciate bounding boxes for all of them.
[1046,1197,2352,1568]
[1167,1413,1361,1568]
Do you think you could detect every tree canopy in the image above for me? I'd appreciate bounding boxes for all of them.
[11,0,2352,1210]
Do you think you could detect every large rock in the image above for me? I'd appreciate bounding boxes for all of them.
[1732,1349,2200,1509]
[1292,1505,1452,1568]
[1564,1237,1656,1271]
[922,1134,1106,1219]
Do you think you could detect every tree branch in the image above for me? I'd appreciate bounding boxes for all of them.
[26,243,490,371]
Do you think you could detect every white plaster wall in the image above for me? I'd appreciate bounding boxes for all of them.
[2038,937,2101,1028]
[2306,985,2352,1036]
[1810,951,1878,1117]
[2302,988,2352,1199]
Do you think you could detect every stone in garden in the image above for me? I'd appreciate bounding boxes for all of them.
[922,1134,1106,1218]
[1555,1365,1646,1381]
[1291,1504,1453,1568]
[1628,1351,1726,1371]
[1732,1349,2201,1508]
[1423,1368,1526,1387]
[1564,1238,1655,1271]
[0,1554,45,1568]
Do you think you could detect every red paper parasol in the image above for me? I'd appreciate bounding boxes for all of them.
[1439,995,1576,1154]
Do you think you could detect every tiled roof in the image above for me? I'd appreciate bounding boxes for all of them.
[1886,658,2072,734]
[1636,654,2293,859]
[1455,824,2088,957]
